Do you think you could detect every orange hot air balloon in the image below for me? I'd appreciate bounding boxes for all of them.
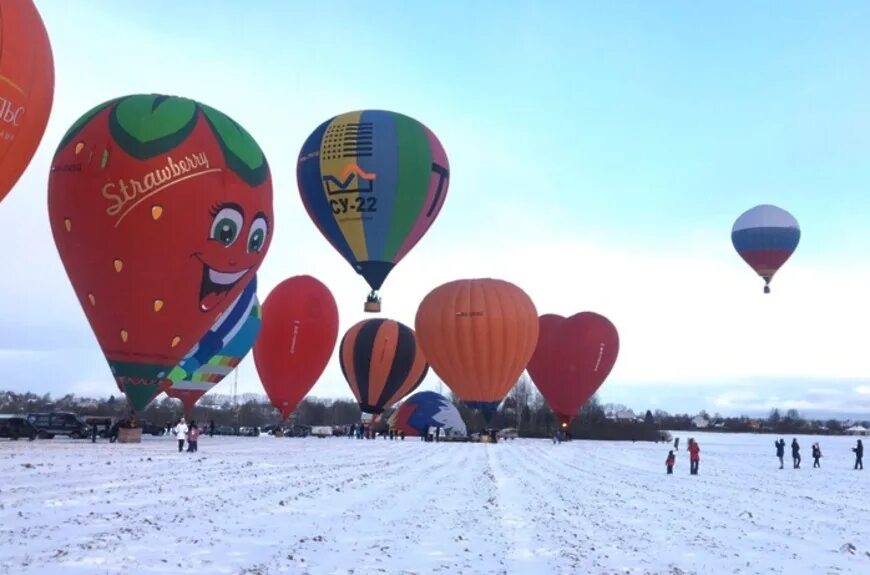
[415,278,539,419]
[0,0,55,204]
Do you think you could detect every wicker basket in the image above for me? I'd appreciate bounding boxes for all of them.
[117,427,143,443]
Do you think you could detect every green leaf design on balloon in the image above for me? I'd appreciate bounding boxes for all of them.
[55,97,121,154]
[199,103,269,187]
[108,94,198,160]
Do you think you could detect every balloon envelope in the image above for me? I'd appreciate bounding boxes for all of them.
[0,0,54,204]
[253,276,339,419]
[526,312,619,426]
[339,318,428,414]
[388,391,466,437]
[731,204,800,293]
[48,94,273,410]
[166,280,262,415]
[297,110,449,311]
[415,278,539,420]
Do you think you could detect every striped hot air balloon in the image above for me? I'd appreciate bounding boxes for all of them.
[339,318,428,414]
[731,205,800,294]
[297,110,450,313]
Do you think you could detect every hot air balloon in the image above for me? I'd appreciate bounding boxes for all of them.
[297,110,450,313]
[48,94,273,411]
[253,276,339,419]
[526,312,619,427]
[731,204,800,294]
[0,0,54,204]
[415,278,539,420]
[339,318,428,414]
[165,280,262,415]
[388,391,467,438]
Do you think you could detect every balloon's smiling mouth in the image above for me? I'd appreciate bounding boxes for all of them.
[194,254,249,312]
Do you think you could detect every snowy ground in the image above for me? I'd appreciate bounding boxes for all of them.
[0,431,867,575]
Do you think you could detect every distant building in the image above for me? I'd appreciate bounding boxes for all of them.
[845,425,868,436]
[692,416,710,429]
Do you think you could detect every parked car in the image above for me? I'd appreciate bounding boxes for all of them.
[26,412,91,439]
[108,419,166,438]
[215,425,236,436]
[0,414,39,440]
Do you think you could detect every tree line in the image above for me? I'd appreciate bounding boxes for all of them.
[1,384,865,441]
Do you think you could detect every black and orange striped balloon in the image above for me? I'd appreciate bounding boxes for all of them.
[339,318,428,414]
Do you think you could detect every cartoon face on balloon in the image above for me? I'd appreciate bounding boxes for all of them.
[48,94,273,409]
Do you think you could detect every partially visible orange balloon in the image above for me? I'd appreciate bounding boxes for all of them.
[415,278,539,419]
[0,0,54,203]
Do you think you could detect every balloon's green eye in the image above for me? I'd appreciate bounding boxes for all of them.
[210,207,243,246]
[248,217,268,253]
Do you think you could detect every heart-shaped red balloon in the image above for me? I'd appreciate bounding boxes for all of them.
[526,312,619,426]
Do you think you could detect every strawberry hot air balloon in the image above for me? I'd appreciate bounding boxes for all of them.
[731,204,800,294]
[0,0,54,204]
[48,94,273,411]
[297,110,450,313]
[526,312,619,427]
[253,276,339,419]
[415,278,539,420]
[165,277,262,415]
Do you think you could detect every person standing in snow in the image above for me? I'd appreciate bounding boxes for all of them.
[853,439,864,470]
[186,421,199,453]
[674,437,680,451]
[812,443,822,468]
[173,418,188,453]
[775,438,785,469]
[666,450,675,474]
[791,438,801,469]
[687,438,700,475]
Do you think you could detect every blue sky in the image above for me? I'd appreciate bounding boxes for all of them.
[2,0,870,416]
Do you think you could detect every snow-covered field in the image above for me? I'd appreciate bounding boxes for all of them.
[0,431,867,575]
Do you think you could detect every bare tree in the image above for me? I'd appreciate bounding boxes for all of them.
[508,373,533,431]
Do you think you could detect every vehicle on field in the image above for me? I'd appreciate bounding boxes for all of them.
[26,412,91,439]
[0,414,39,440]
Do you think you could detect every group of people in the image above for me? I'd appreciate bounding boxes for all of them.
[666,437,701,475]
[665,436,864,474]
[171,418,199,453]
[774,437,863,470]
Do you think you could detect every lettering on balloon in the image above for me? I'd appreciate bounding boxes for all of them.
[593,343,605,372]
[102,152,219,226]
[454,311,484,317]
[0,97,24,127]
[329,196,378,215]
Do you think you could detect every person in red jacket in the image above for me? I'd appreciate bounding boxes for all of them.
[688,438,700,475]
[666,450,676,474]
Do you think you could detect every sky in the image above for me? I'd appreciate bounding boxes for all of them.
[2,0,870,417]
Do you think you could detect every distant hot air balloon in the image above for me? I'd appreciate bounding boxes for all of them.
[165,280,262,415]
[526,312,619,427]
[415,278,539,420]
[388,391,466,437]
[339,318,428,414]
[253,276,339,419]
[0,0,54,204]
[731,205,800,294]
[297,110,450,313]
[48,94,273,411]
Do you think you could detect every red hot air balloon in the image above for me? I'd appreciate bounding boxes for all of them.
[0,0,55,204]
[253,276,339,419]
[48,94,273,410]
[526,312,619,427]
